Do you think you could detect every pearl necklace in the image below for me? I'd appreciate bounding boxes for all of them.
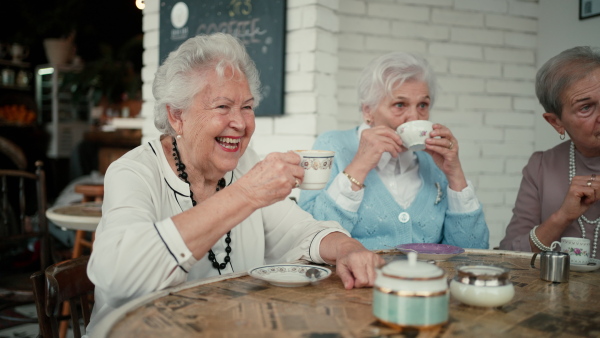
[569,141,600,258]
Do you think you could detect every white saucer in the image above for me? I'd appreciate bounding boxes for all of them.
[570,258,600,272]
[248,264,331,287]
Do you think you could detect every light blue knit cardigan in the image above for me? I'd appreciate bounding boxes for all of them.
[299,128,489,250]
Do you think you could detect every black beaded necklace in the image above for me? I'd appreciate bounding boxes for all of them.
[172,137,232,274]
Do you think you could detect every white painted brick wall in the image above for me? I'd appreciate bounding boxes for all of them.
[392,22,450,41]
[450,60,502,77]
[455,0,508,14]
[486,14,537,33]
[142,0,542,249]
[430,43,483,60]
[508,1,539,18]
[367,3,430,22]
[451,27,504,46]
[504,64,537,80]
[486,80,535,96]
[484,47,535,64]
[432,8,484,27]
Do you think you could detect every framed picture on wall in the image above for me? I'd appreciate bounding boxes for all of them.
[580,0,600,20]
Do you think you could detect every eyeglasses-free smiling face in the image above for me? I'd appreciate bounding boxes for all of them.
[552,67,600,157]
[363,80,431,130]
[178,66,255,176]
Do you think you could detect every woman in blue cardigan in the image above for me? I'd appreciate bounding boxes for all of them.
[299,52,489,250]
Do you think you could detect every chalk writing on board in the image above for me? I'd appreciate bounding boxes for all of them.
[195,18,267,45]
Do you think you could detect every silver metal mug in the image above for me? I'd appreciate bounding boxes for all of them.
[530,251,569,283]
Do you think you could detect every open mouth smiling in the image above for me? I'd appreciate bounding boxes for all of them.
[216,137,241,150]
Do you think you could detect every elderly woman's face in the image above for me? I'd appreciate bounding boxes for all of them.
[555,67,600,157]
[180,67,255,174]
[364,80,430,130]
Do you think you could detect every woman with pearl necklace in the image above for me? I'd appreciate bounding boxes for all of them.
[500,46,600,260]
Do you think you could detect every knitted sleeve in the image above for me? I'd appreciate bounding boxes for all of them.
[442,207,489,249]
[299,130,360,233]
[419,152,490,249]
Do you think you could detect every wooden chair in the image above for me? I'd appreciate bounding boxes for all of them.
[30,255,94,338]
[0,160,52,323]
[57,183,103,337]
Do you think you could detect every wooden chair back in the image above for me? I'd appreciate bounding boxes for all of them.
[0,135,27,170]
[0,161,51,272]
[30,255,95,338]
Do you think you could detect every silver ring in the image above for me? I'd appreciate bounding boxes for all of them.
[448,141,454,150]
[294,179,300,188]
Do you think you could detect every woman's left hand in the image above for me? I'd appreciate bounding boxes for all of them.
[424,123,467,191]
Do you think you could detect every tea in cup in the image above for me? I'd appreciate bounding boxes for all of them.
[396,120,434,151]
[294,150,334,190]
[561,237,590,265]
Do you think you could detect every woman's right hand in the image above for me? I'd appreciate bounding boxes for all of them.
[234,151,304,209]
[345,126,403,184]
[557,174,600,222]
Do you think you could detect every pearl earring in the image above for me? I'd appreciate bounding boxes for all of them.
[176,134,182,140]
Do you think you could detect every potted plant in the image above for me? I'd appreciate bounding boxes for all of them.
[23,0,82,65]
[61,36,143,124]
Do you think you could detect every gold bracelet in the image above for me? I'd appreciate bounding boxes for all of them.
[342,171,365,189]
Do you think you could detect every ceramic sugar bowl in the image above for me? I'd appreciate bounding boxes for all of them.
[373,252,449,329]
[450,265,514,307]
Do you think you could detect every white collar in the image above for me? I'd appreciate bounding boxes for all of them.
[357,123,416,173]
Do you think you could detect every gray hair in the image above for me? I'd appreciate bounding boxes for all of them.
[536,46,600,118]
[357,52,437,112]
[153,33,262,135]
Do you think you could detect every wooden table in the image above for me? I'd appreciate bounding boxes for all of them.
[95,249,600,337]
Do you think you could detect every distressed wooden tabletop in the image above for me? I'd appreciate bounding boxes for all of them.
[101,249,600,337]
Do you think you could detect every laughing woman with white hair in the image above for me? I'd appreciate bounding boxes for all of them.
[299,51,489,251]
[85,33,382,336]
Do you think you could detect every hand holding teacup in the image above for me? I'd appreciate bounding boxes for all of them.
[293,150,335,190]
[397,120,467,191]
[237,152,306,208]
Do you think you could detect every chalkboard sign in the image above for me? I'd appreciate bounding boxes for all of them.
[159,0,286,116]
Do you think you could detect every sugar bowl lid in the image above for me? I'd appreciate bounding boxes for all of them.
[454,265,511,286]
[382,252,445,279]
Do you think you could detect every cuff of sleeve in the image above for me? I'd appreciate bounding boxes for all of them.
[447,179,480,213]
[309,228,351,265]
[154,218,197,272]
[326,173,364,212]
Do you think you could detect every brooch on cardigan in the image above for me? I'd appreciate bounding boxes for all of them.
[435,182,443,205]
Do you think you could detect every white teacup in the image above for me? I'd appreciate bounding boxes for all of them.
[294,150,335,190]
[396,120,434,151]
[561,237,590,265]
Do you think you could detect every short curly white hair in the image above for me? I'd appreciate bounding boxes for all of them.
[153,33,262,135]
[357,52,437,112]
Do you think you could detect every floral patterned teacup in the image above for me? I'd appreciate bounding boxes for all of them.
[396,120,434,151]
[293,150,335,190]
[561,237,590,265]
